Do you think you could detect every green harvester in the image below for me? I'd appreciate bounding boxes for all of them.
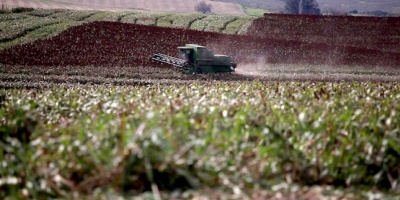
[152,44,237,74]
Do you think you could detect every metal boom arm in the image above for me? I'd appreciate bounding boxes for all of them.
[151,53,187,68]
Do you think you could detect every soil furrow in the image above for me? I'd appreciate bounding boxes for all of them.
[220,17,238,33]
[187,15,206,30]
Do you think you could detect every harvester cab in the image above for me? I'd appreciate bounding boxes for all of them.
[152,44,236,74]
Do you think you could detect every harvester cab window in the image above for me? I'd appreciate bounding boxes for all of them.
[198,48,214,60]
[179,49,194,63]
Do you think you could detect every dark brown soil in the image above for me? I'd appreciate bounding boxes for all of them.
[248,14,400,53]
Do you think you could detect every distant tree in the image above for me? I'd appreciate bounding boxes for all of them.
[283,0,321,15]
[195,1,212,14]
[349,10,358,14]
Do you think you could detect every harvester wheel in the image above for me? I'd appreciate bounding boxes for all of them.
[182,62,196,74]
[195,67,202,74]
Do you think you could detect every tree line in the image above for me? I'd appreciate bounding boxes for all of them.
[283,0,321,15]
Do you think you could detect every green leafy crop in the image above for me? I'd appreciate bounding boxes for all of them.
[1,81,399,199]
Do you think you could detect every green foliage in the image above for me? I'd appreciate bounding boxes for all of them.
[0,13,29,22]
[223,16,255,34]
[96,11,132,22]
[0,9,11,14]
[191,15,237,32]
[156,14,183,27]
[48,10,100,21]
[120,12,167,26]
[242,6,269,16]
[0,20,83,50]
[168,13,205,29]
[84,11,118,22]
[0,16,62,43]
[28,9,65,17]
[1,82,399,198]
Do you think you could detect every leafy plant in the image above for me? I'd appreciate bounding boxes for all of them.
[1,81,399,199]
[0,16,62,44]
[191,15,237,32]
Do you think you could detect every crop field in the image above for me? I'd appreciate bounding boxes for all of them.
[1,9,400,199]
[0,9,254,50]
[1,12,399,67]
[1,75,400,199]
[248,14,400,53]
[0,0,245,15]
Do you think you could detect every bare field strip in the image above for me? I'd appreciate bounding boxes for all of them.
[1,65,399,89]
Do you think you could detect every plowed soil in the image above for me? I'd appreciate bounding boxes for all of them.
[1,14,400,70]
[248,14,400,53]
